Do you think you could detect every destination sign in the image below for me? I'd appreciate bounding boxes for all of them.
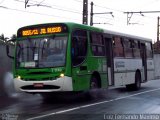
[17,24,68,37]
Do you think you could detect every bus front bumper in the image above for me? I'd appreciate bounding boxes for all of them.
[13,76,73,93]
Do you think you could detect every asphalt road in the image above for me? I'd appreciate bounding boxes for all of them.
[1,79,160,120]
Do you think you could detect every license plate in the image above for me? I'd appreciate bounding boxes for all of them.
[34,83,44,87]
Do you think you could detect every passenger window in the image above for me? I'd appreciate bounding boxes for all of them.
[132,40,140,58]
[146,42,153,58]
[113,37,124,57]
[123,39,133,58]
[90,33,105,56]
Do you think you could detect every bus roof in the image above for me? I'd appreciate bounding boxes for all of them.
[64,22,103,32]
[17,22,152,42]
[65,22,152,42]
[103,29,152,42]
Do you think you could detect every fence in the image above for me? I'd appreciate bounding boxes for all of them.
[154,54,160,79]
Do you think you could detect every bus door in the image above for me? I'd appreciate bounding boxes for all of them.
[141,43,147,82]
[104,36,114,86]
[71,30,88,90]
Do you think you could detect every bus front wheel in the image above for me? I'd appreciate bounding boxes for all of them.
[90,75,98,89]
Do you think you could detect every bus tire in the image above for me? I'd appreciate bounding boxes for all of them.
[90,75,98,89]
[126,71,141,91]
[133,71,141,90]
[126,84,134,90]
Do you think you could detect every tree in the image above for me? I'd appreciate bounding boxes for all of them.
[10,34,17,42]
[0,34,5,41]
[0,34,9,42]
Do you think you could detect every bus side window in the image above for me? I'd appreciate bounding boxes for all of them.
[90,32,105,56]
[123,39,133,58]
[132,40,140,58]
[113,36,124,57]
[146,42,153,58]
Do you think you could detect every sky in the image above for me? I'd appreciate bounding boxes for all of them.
[0,0,160,41]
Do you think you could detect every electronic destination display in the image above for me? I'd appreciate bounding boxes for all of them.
[17,23,68,37]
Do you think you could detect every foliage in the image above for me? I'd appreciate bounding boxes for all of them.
[0,34,9,43]
[0,34,16,44]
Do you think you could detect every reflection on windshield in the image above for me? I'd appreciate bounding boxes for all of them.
[16,36,67,68]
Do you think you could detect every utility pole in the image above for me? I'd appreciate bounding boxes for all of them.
[82,0,88,25]
[90,2,94,26]
[157,16,159,42]
[157,16,160,52]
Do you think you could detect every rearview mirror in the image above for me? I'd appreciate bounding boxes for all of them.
[6,40,15,59]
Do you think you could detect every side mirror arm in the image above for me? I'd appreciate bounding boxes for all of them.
[6,40,15,59]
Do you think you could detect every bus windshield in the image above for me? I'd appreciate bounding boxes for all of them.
[16,36,67,68]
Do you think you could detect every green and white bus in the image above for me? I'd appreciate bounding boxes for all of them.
[8,22,154,93]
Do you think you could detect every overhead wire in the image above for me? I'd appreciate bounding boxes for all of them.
[93,4,124,13]
[132,0,160,10]
[14,0,117,21]
[38,0,45,5]
[14,0,82,15]
[90,1,159,25]
[0,6,81,21]
[21,0,117,19]
[18,0,82,13]
[94,4,158,25]
[13,0,158,25]
[12,0,83,23]
[72,0,82,3]
[0,0,5,4]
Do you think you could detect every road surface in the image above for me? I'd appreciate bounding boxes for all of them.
[1,79,160,120]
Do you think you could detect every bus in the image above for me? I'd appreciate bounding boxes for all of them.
[7,22,154,94]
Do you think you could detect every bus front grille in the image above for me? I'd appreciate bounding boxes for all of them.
[21,77,56,81]
[21,85,60,90]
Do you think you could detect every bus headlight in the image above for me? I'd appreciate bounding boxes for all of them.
[17,75,21,79]
[60,73,64,78]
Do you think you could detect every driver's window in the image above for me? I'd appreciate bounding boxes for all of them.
[72,30,87,66]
